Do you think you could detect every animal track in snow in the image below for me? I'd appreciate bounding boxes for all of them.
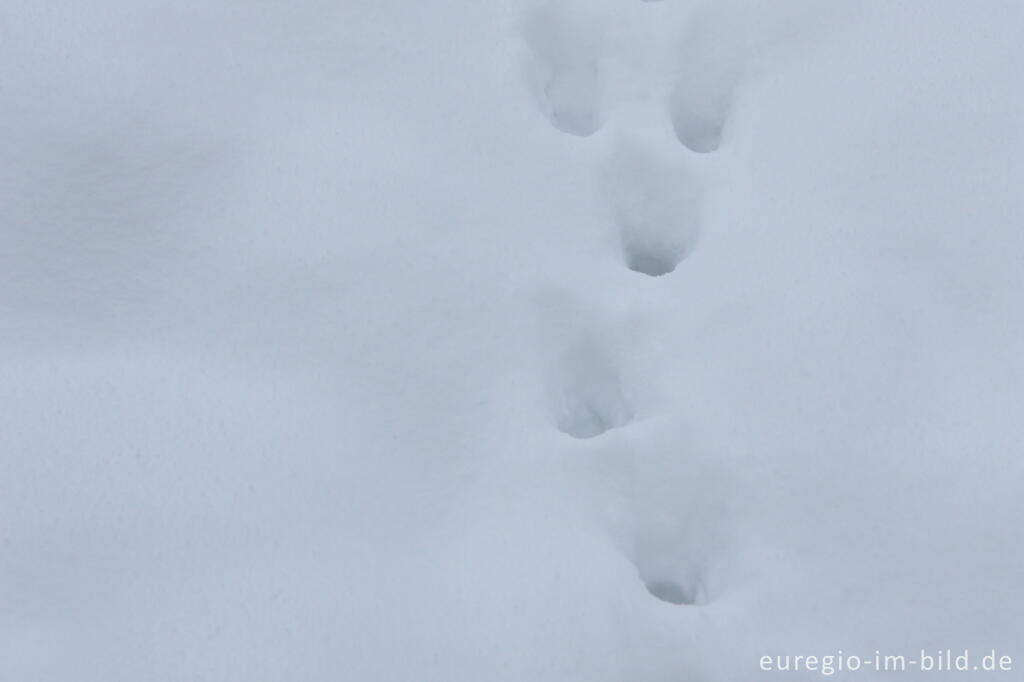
[552,336,632,438]
[622,436,729,606]
[603,140,700,277]
[633,508,710,606]
[668,8,742,153]
[524,6,606,137]
[539,295,633,439]
[670,80,732,154]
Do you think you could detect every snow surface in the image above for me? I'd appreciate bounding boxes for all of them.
[2,0,1023,680]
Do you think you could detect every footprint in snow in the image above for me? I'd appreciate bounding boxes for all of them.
[524,5,606,137]
[537,294,633,439]
[603,139,700,277]
[668,7,743,153]
[624,439,730,606]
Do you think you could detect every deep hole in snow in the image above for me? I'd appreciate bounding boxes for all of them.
[556,396,632,439]
[625,251,678,277]
[671,114,725,154]
[605,144,696,278]
[524,7,605,138]
[644,580,698,605]
[551,339,633,439]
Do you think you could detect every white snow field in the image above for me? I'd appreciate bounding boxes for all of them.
[2,1,1022,680]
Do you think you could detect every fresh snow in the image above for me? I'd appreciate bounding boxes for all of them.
[2,1,1022,680]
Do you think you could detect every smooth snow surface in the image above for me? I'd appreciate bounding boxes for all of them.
[3,1,1023,680]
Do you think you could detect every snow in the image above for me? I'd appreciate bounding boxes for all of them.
[2,0,1022,680]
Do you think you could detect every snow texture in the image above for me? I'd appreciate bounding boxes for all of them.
[2,0,1023,680]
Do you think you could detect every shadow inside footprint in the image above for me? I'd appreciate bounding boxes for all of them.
[670,106,728,154]
[558,393,632,439]
[624,246,681,277]
[644,579,700,605]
